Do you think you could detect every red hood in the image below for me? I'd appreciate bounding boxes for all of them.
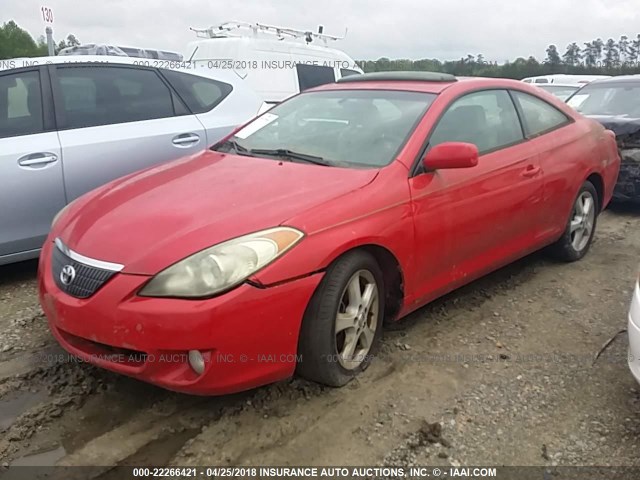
[57,151,378,274]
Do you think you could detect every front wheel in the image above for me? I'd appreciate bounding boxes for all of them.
[548,181,598,262]
[296,250,384,387]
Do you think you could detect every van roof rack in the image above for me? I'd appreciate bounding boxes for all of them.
[337,71,457,83]
[190,21,347,45]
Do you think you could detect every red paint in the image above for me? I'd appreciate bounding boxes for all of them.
[39,77,621,394]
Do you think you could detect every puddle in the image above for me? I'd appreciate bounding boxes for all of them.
[0,389,48,430]
[10,445,67,466]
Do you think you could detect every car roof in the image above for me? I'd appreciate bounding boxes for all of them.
[314,72,546,95]
[587,75,640,85]
[0,55,251,87]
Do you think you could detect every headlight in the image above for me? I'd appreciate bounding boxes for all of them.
[139,227,304,298]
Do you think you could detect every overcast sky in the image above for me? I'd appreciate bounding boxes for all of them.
[4,0,640,62]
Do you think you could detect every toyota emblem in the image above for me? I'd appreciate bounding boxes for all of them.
[60,265,76,285]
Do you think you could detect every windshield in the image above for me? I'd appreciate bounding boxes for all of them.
[537,85,578,101]
[214,89,436,168]
[567,82,640,116]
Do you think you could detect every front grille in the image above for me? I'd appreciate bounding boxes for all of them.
[52,244,118,298]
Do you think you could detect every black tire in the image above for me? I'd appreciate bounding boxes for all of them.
[296,250,385,387]
[548,181,599,262]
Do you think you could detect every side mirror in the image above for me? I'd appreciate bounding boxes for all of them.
[422,142,479,170]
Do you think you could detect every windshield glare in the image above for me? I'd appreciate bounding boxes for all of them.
[219,90,436,168]
[568,83,640,116]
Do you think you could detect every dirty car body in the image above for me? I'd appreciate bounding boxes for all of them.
[568,76,640,202]
[39,73,620,395]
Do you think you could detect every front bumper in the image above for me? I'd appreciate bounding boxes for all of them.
[627,281,640,384]
[38,240,323,395]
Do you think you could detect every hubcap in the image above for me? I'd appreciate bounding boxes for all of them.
[335,270,379,370]
[570,191,595,252]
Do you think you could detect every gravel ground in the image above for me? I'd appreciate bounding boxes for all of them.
[0,207,639,470]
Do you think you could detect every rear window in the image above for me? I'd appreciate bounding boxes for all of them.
[162,70,232,114]
[296,64,336,91]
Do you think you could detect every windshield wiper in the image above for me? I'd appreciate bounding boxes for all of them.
[249,148,332,166]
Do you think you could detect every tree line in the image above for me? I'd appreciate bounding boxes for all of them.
[0,20,80,60]
[359,35,640,78]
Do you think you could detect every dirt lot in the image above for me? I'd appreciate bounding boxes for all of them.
[1,207,640,471]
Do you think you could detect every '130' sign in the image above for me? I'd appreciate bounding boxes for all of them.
[41,6,54,24]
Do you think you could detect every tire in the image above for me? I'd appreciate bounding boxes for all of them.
[548,181,599,262]
[296,250,385,387]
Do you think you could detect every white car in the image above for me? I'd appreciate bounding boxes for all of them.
[521,74,611,85]
[534,83,580,101]
[628,276,640,383]
[0,55,264,265]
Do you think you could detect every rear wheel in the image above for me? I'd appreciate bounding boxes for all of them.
[296,250,384,387]
[548,181,598,262]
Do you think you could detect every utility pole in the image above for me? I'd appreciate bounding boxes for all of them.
[46,26,55,56]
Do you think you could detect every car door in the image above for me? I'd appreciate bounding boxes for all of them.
[50,64,206,201]
[510,90,575,236]
[408,89,543,300]
[0,67,65,262]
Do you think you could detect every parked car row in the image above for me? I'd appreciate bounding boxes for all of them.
[37,71,621,394]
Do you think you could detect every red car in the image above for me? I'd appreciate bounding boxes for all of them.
[39,72,620,395]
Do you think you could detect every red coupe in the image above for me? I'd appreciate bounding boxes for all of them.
[39,72,620,395]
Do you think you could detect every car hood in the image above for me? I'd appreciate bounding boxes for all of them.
[586,115,640,147]
[58,151,378,274]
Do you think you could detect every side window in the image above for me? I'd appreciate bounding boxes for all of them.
[56,66,175,129]
[340,68,361,78]
[162,70,232,114]
[296,64,336,91]
[429,90,523,154]
[512,91,570,137]
[0,70,44,139]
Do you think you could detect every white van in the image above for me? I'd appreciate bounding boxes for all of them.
[185,21,363,103]
[521,74,611,85]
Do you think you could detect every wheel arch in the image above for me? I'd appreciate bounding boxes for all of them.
[585,171,604,212]
[325,243,405,323]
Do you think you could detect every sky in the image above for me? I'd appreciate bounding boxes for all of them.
[4,0,640,62]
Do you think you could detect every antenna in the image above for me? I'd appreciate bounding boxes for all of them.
[190,21,348,45]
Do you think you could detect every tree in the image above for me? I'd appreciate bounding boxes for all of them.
[583,41,597,67]
[545,44,562,66]
[619,35,629,62]
[0,20,41,59]
[562,42,581,66]
[603,38,620,68]
[66,34,80,47]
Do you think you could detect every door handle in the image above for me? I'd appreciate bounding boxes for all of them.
[18,153,58,167]
[172,134,200,147]
[521,165,541,178]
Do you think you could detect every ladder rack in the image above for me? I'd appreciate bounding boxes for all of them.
[190,21,347,45]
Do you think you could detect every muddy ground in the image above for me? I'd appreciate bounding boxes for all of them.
[1,207,640,472]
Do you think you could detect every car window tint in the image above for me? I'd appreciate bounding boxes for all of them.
[512,91,570,137]
[56,66,175,129]
[429,89,523,154]
[296,64,336,91]
[0,71,44,139]
[162,70,232,114]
